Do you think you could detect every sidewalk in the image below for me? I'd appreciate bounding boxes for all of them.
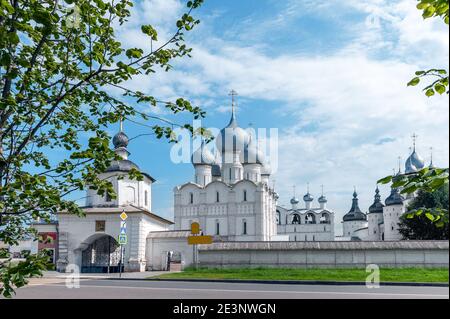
[41,270,178,280]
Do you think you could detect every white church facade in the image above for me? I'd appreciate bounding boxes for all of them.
[173,99,278,241]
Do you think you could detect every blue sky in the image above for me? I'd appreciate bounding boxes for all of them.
[65,0,449,235]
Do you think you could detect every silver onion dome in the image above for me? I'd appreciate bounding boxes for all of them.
[215,111,250,154]
[290,197,300,205]
[241,138,265,165]
[318,194,327,203]
[191,142,215,166]
[405,149,425,173]
[303,192,314,202]
[113,131,129,148]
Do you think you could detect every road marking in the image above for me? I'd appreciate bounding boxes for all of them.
[23,282,449,298]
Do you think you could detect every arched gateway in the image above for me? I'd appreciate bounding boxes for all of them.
[80,234,123,273]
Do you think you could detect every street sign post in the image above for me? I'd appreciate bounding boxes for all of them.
[118,234,127,245]
[187,223,212,269]
[187,235,213,245]
[118,210,128,278]
[120,221,127,234]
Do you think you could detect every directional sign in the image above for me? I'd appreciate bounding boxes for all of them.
[118,234,127,245]
[120,221,127,234]
[120,211,128,221]
[187,235,213,245]
[190,222,200,235]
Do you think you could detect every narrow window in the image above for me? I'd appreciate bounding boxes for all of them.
[305,235,307,241]
[313,235,315,241]
[144,190,148,206]
[190,193,193,204]
[294,235,297,241]
[216,191,220,202]
[243,219,247,235]
[216,221,220,235]
[229,168,232,180]
[243,190,247,202]
[105,192,112,202]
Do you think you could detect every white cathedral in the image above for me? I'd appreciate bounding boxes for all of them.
[173,105,278,241]
[341,139,432,241]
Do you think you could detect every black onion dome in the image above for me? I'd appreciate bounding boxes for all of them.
[385,187,404,206]
[105,159,155,182]
[106,159,139,173]
[113,131,129,148]
[343,190,367,221]
[368,186,384,214]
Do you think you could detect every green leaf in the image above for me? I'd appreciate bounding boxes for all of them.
[434,83,446,94]
[377,175,392,184]
[407,77,421,86]
[425,212,435,221]
[435,221,445,228]
[125,48,143,59]
[423,5,436,18]
[425,88,435,97]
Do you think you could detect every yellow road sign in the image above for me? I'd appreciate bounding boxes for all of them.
[120,211,128,221]
[187,235,213,245]
[190,222,200,235]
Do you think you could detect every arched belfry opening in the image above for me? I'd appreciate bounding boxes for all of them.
[80,234,123,273]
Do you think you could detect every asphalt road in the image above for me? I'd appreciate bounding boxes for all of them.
[8,278,449,299]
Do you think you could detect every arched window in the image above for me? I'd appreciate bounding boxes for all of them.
[292,214,301,224]
[216,191,220,203]
[105,192,112,202]
[125,186,136,204]
[243,190,247,202]
[305,212,316,224]
[243,219,247,235]
[189,192,194,204]
[276,211,281,225]
[320,212,330,224]
[144,190,148,206]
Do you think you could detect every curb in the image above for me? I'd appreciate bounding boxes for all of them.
[144,278,449,287]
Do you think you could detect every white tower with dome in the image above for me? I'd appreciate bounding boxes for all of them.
[56,125,172,273]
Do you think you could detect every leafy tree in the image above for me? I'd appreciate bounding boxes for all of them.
[399,186,449,240]
[0,0,204,297]
[407,0,449,96]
